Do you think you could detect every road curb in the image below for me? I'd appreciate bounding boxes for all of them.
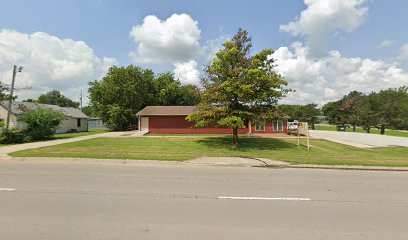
[0,157,182,166]
[2,157,408,172]
[284,164,408,172]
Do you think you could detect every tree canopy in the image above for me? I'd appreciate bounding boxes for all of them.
[26,90,80,108]
[277,104,302,120]
[88,66,201,131]
[322,91,365,130]
[186,29,290,144]
[81,106,95,118]
[298,104,320,129]
[322,87,408,134]
[278,104,320,129]
[367,87,408,133]
[0,81,12,101]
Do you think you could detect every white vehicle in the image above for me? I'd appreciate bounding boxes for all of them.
[287,121,298,130]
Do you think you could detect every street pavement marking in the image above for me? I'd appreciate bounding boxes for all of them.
[218,196,311,201]
[0,188,16,191]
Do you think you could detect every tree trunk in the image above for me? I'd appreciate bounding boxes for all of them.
[380,125,385,135]
[367,126,370,133]
[232,128,238,145]
[311,123,315,130]
[353,125,356,132]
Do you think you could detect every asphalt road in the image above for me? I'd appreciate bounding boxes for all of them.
[1,160,408,240]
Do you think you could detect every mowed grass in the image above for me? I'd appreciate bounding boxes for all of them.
[52,128,109,139]
[315,124,408,138]
[0,129,109,147]
[10,136,408,167]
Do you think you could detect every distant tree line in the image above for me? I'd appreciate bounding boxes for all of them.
[24,89,80,108]
[278,104,321,129]
[276,86,408,134]
[322,87,408,134]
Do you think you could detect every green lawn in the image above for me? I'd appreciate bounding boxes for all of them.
[0,129,109,147]
[10,136,408,167]
[315,124,408,138]
[52,128,109,139]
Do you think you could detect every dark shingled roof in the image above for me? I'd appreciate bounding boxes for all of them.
[136,106,198,116]
[0,101,89,119]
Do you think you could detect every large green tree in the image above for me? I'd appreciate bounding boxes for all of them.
[81,106,95,117]
[89,66,201,131]
[367,87,408,134]
[355,97,376,133]
[322,100,343,124]
[278,104,302,120]
[35,90,79,108]
[89,65,156,130]
[187,29,290,144]
[298,104,320,130]
[339,91,365,131]
[154,73,201,106]
[278,104,321,129]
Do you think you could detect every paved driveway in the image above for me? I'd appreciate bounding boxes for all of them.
[310,130,408,148]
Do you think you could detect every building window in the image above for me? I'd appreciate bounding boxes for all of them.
[255,121,265,131]
[97,120,102,127]
[77,119,81,127]
[273,120,283,132]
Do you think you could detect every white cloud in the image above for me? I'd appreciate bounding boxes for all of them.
[378,39,395,48]
[280,0,368,56]
[129,13,201,64]
[0,29,116,103]
[275,0,408,104]
[100,57,119,78]
[272,42,408,104]
[399,44,408,61]
[173,60,201,85]
[202,35,229,63]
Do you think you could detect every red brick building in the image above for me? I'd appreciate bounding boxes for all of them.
[136,106,287,134]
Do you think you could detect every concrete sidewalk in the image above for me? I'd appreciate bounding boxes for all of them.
[0,131,130,159]
[185,157,289,167]
[7,156,408,172]
[310,130,408,148]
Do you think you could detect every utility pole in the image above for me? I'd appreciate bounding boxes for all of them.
[6,66,20,128]
[80,89,83,110]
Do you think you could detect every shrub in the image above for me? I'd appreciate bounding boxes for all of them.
[19,108,65,140]
[0,128,25,144]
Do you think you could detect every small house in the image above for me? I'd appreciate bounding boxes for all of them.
[87,118,108,129]
[0,101,89,133]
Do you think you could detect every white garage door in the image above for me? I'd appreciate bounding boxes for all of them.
[141,117,149,131]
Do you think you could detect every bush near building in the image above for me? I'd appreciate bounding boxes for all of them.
[19,108,65,140]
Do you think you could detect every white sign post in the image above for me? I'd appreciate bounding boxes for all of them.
[297,122,310,150]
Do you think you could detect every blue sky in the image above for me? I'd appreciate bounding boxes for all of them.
[1,0,302,64]
[0,0,407,104]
